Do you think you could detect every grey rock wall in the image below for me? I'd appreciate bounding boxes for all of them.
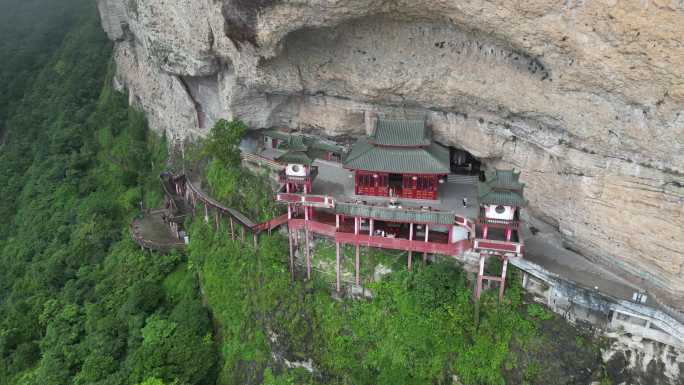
[97,0,684,308]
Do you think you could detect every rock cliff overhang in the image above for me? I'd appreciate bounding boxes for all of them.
[97,0,684,309]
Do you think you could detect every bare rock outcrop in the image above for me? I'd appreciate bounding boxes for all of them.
[97,0,684,308]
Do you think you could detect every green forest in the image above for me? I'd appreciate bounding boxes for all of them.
[0,1,608,385]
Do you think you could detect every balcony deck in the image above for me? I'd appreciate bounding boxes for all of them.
[287,207,470,256]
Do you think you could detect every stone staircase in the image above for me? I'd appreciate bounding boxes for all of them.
[447,174,479,184]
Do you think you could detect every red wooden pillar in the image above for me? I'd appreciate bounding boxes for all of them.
[505,227,512,242]
[482,224,489,239]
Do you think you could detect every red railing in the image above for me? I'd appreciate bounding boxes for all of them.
[276,192,335,208]
[476,217,520,229]
[336,232,470,256]
[473,238,522,255]
[253,214,290,232]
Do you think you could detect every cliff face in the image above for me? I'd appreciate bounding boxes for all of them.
[98,0,684,308]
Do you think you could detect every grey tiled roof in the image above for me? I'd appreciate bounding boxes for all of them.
[275,150,314,165]
[343,138,450,174]
[478,169,526,206]
[370,119,431,146]
[335,202,455,225]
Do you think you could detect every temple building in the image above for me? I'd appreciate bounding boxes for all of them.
[343,119,450,200]
[265,118,525,298]
[274,135,318,194]
[477,169,525,243]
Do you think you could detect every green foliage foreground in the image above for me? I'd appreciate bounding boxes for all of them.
[0,4,215,384]
[187,218,590,385]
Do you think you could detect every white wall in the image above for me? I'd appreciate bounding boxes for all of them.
[484,204,514,220]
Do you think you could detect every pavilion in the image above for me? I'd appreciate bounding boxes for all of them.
[343,119,450,200]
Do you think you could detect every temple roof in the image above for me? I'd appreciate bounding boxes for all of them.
[478,169,526,206]
[483,169,524,191]
[343,137,450,174]
[275,150,314,166]
[370,119,431,147]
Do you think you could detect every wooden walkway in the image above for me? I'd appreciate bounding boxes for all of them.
[130,172,289,254]
[130,209,186,253]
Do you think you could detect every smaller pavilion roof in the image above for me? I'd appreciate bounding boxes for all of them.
[483,169,524,191]
[275,150,314,166]
[478,169,526,206]
[369,119,431,147]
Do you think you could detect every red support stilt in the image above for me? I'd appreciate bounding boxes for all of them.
[483,225,489,239]
[408,223,414,271]
[288,227,295,280]
[305,227,311,280]
[505,227,512,242]
[499,257,508,301]
[475,254,485,300]
[355,244,360,285]
[335,242,341,293]
[423,224,429,265]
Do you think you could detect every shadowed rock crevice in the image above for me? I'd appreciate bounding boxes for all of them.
[221,0,282,47]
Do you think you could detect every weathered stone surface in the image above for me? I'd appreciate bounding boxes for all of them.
[97,0,684,308]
